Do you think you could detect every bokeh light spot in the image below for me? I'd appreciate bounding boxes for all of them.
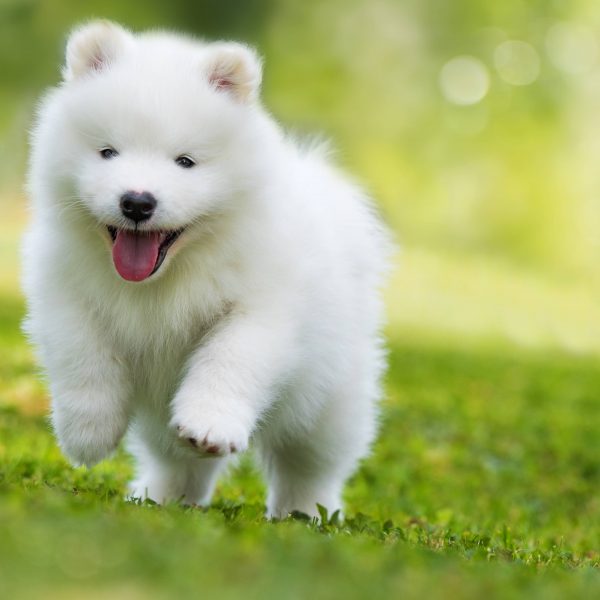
[494,40,540,86]
[546,22,598,75]
[439,56,490,105]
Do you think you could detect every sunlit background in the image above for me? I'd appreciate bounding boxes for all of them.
[2,0,600,401]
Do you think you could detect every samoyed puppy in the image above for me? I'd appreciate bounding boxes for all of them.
[23,20,390,518]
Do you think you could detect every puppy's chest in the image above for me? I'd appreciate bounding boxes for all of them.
[128,343,192,407]
[99,280,224,349]
[95,279,230,402]
[117,321,208,408]
[102,300,210,377]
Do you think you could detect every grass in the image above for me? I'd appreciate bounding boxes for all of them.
[0,205,599,599]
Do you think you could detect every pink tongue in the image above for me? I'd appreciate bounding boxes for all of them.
[112,230,162,282]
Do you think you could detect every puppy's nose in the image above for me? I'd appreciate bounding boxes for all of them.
[120,191,157,223]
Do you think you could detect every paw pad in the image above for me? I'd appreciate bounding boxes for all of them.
[171,418,249,457]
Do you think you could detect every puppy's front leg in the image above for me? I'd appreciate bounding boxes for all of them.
[38,312,132,467]
[171,306,293,456]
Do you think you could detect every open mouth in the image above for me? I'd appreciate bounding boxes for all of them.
[107,226,184,282]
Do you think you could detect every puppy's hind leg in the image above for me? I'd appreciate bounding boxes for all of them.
[260,442,346,520]
[260,385,378,520]
[128,434,228,506]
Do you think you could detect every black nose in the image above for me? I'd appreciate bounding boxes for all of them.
[120,191,157,223]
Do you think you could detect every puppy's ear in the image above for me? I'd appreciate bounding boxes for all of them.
[63,20,132,81]
[202,43,262,103]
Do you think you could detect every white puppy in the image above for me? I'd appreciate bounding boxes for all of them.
[23,21,390,518]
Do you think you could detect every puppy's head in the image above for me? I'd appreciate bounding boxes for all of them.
[39,21,268,282]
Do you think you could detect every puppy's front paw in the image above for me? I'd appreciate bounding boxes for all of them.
[53,407,126,468]
[56,422,122,467]
[171,412,250,457]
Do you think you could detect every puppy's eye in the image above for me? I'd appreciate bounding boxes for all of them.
[175,155,195,169]
[99,147,119,160]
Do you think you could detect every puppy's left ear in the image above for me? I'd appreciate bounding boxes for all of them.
[63,20,132,81]
[202,43,262,103]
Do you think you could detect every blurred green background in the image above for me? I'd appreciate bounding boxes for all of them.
[1,1,600,598]
[2,0,600,353]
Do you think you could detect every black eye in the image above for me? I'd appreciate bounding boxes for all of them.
[175,155,195,169]
[99,147,119,159]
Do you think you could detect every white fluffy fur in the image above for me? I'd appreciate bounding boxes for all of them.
[23,21,390,518]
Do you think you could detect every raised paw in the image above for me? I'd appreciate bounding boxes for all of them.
[172,417,250,457]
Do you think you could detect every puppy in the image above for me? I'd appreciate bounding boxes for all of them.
[23,21,390,518]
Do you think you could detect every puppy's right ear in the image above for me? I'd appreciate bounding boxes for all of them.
[63,20,132,81]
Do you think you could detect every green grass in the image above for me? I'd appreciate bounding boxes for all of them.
[1,278,599,598]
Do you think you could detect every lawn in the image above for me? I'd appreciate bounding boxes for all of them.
[0,205,599,599]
